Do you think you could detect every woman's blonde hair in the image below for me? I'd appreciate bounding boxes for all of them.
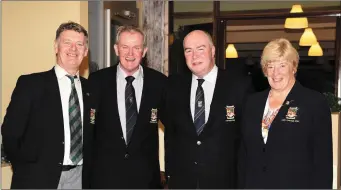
[261,38,299,75]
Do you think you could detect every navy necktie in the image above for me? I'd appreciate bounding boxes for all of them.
[194,79,205,135]
[125,76,137,144]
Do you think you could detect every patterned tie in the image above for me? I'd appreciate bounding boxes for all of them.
[194,79,205,135]
[66,75,83,165]
[125,76,138,144]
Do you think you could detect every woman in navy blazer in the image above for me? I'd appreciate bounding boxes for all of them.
[239,38,333,189]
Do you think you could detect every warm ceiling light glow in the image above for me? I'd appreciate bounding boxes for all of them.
[308,42,323,56]
[226,44,238,58]
[284,4,308,29]
[299,28,318,46]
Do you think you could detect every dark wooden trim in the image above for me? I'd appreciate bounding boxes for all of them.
[226,27,336,33]
[168,1,175,75]
[212,1,220,46]
[218,6,341,20]
[173,12,212,19]
[216,19,226,69]
[174,6,341,20]
[335,15,341,95]
[169,1,174,33]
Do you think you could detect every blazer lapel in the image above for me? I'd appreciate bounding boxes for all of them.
[46,68,64,135]
[265,81,300,145]
[80,77,91,139]
[255,89,271,144]
[184,74,198,135]
[127,67,150,146]
[203,69,223,132]
[111,66,125,144]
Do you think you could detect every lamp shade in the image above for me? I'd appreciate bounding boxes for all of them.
[299,28,317,46]
[226,44,238,58]
[290,4,304,13]
[284,5,308,29]
[308,42,323,56]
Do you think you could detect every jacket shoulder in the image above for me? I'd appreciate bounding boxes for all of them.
[296,84,328,106]
[16,70,52,85]
[144,66,167,80]
[88,66,115,80]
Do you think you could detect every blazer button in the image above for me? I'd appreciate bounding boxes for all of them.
[125,153,129,159]
[194,162,198,165]
[262,148,266,152]
[62,141,64,144]
[197,141,201,145]
[262,166,267,172]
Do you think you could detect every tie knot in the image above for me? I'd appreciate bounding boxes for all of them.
[197,79,205,87]
[126,76,135,84]
[66,75,77,84]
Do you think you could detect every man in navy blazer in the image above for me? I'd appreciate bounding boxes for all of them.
[163,30,253,189]
[87,25,166,189]
[1,21,92,189]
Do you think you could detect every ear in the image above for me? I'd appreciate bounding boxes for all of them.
[211,45,216,58]
[142,47,148,58]
[54,40,58,55]
[84,47,89,57]
[114,44,119,56]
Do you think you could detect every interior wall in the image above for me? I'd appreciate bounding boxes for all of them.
[1,1,88,123]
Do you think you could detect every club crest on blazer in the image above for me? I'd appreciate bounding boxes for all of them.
[286,107,298,120]
[281,106,300,123]
[225,105,235,122]
[90,108,96,124]
[150,108,158,124]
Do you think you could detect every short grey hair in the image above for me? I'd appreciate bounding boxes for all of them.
[115,25,146,47]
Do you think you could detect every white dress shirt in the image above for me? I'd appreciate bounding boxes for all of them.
[117,64,144,143]
[55,64,84,165]
[190,65,218,123]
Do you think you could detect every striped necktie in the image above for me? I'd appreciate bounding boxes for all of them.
[66,75,83,164]
[194,79,205,135]
[125,76,137,144]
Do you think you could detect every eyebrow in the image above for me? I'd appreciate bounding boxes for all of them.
[197,45,206,49]
[184,45,206,51]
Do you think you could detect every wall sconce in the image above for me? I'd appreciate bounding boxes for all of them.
[284,5,308,29]
[308,42,323,56]
[299,28,317,46]
[226,44,238,58]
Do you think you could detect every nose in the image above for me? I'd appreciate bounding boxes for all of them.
[127,48,133,56]
[70,43,77,51]
[192,51,199,59]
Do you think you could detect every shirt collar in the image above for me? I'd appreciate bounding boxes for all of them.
[54,64,80,80]
[192,64,218,84]
[117,64,144,81]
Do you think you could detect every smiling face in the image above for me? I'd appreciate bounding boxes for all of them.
[54,30,88,74]
[114,31,147,76]
[261,38,299,93]
[183,30,215,78]
[265,59,296,92]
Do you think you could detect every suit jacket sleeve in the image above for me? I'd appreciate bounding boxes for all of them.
[236,76,254,188]
[237,95,252,189]
[1,75,40,163]
[311,95,333,188]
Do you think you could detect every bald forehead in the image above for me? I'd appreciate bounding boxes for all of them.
[184,30,213,46]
